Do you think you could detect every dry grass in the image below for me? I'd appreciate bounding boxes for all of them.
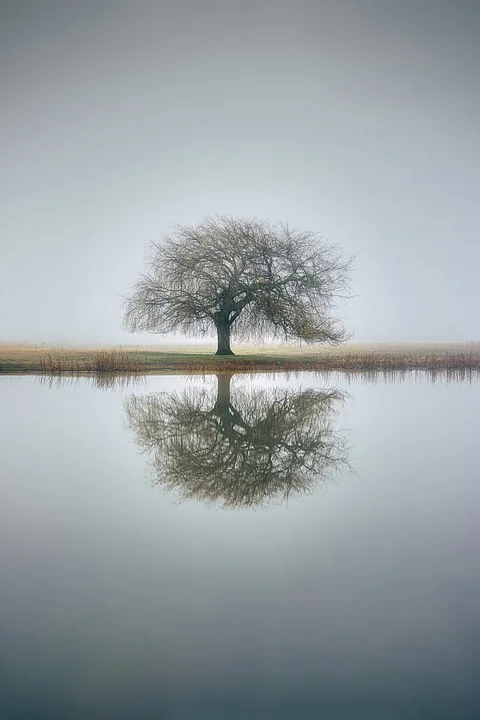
[1,342,480,377]
[39,348,141,374]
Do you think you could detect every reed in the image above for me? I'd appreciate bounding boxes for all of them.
[2,343,480,377]
[39,349,142,374]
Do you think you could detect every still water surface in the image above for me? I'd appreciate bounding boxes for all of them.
[1,373,479,719]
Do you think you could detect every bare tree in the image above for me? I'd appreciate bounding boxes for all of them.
[124,375,349,508]
[123,216,353,355]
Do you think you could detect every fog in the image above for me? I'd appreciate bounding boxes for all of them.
[1,0,479,345]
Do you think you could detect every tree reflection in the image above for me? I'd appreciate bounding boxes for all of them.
[125,375,349,508]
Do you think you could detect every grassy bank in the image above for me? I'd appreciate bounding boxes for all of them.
[1,342,480,377]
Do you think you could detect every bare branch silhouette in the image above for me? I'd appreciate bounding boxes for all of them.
[123,216,353,355]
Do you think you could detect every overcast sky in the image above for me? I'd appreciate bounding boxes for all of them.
[1,0,479,345]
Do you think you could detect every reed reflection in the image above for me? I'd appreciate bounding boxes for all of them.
[125,374,349,508]
[37,372,145,391]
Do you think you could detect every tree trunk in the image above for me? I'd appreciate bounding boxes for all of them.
[215,323,234,355]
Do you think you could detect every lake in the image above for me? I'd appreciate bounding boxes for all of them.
[1,372,479,719]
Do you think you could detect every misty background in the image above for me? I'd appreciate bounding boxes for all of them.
[1,0,478,346]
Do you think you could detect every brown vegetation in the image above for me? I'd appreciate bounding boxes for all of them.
[1,342,480,378]
[38,348,142,374]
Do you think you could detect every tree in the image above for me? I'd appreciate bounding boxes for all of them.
[122,216,353,355]
[124,374,349,508]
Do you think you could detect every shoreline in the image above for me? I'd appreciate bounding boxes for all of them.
[1,343,480,376]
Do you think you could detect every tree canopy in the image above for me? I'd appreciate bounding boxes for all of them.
[123,216,353,354]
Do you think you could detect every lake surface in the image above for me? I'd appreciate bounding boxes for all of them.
[1,372,479,719]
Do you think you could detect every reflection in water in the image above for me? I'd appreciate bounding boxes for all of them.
[37,372,145,391]
[338,366,480,385]
[125,374,349,508]
[3,373,480,717]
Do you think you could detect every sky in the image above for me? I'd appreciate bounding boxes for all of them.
[1,0,479,345]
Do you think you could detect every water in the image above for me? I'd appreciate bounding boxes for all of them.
[1,373,479,719]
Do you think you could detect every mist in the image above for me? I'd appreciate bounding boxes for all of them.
[1,0,479,345]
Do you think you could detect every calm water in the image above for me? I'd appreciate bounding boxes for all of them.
[1,373,479,719]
